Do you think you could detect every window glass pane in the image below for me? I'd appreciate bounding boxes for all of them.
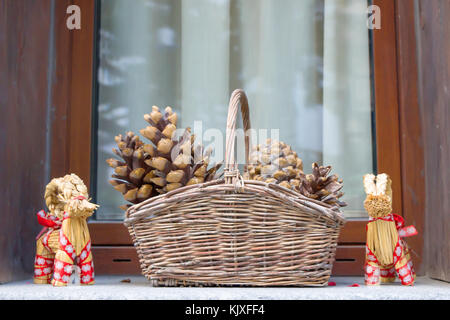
[95,0,374,220]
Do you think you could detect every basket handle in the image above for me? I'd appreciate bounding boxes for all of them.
[225,89,251,184]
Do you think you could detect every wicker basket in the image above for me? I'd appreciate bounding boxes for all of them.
[124,89,346,287]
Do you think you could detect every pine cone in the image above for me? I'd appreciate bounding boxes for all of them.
[140,106,221,193]
[244,139,346,207]
[107,106,222,210]
[106,132,155,210]
[297,163,347,207]
[244,139,304,190]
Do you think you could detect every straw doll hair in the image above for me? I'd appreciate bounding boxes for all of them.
[45,174,90,217]
[44,174,98,255]
[363,174,398,266]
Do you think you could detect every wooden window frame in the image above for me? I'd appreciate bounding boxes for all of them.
[51,0,425,275]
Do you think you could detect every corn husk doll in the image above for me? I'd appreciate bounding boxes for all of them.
[34,174,99,286]
[363,173,417,286]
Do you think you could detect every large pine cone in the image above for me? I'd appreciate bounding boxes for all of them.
[107,106,221,210]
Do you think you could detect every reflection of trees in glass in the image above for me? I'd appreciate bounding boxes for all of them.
[96,27,128,219]
[97,1,148,219]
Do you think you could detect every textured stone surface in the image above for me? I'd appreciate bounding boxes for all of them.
[0,276,449,300]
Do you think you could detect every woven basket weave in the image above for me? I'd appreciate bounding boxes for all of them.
[124,89,346,287]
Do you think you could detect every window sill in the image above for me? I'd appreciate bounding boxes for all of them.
[0,276,449,300]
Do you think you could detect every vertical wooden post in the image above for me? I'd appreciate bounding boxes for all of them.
[0,0,53,283]
[68,0,96,189]
[395,0,425,275]
[416,0,450,283]
[372,0,403,217]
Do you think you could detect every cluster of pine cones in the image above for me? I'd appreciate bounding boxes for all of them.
[108,109,346,210]
[243,139,346,208]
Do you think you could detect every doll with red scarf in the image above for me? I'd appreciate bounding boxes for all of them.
[34,174,99,286]
[363,173,417,286]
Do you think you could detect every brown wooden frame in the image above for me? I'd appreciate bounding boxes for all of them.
[51,0,425,275]
[394,0,425,274]
[1,0,56,283]
[415,0,450,283]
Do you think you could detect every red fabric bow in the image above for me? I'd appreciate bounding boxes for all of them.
[36,196,87,240]
[36,210,63,240]
[37,210,61,228]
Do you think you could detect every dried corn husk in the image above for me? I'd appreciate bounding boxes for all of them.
[363,174,397,266]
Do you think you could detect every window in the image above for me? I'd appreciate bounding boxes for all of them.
[55,0,422,276]
[95,0,375,220]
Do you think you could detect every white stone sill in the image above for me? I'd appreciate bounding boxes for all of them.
[0,276,449,300]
